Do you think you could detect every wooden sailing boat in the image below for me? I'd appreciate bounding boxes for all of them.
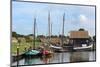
[42,12,53,56]
[50,13,65,52]
[24,17,41,57]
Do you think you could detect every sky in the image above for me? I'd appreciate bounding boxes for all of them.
[12,1,96,36]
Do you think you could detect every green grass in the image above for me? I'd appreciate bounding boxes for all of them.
[11,41,41,55]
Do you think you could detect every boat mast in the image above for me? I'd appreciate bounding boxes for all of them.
[48,11,51,46]
[61,13,65,62]
[61,13,65,47]
[33,18,36,49]
[51,22,52,38]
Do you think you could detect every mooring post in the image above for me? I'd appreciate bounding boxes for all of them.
[24,46,27,52]
[17,46,19,66]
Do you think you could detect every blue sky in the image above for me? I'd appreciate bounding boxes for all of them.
[12,1,95,36]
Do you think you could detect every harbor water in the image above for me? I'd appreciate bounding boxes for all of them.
[12,51,96,66]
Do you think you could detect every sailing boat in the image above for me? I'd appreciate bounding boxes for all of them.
[41,12,53,56]
[50,22,62,51]
[50,13,65,52]
[24,17,41,57]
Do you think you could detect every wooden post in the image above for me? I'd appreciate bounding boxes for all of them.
[24,46,27,52]
[17,46,19,66]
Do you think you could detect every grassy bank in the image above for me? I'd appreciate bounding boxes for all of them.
[11,41,41,56]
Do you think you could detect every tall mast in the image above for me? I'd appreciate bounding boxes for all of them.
[51,22,52,38]
[48,12,50,38]
[48,11,51,46]
[33,18,36,49]
[61,13,65,47]
[61,13,65,62]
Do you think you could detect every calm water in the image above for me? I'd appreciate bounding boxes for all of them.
[12,51,96,66]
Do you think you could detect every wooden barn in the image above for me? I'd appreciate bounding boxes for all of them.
[69,31,89,48]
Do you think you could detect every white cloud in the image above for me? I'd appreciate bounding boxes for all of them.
[78,14,95,36]
[79,14,95,26]
[79,14,87,23]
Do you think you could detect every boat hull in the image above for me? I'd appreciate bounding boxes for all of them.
[73,48,92,51]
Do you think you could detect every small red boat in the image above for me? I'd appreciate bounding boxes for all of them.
[43,50,49,55]
[42,50,53,56]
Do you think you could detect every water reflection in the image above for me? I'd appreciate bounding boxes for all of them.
[12,51,96,66]
[24,57,43,65]
[70,52,89,62]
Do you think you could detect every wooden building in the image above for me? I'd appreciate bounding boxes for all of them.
[69,31,89,47]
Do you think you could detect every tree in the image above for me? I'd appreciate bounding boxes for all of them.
[59,34,66,38]
[27,34,33,36]
[93,35,96,42]
[59,34,62,38]
[79,28,85,31]
[66,36,69,39]
[25,36,33,43]
[89,36,92,42]
[37,35,45,38]
[12,31,25,38]
[17,34,24,37]
[51,35,58,38]
[12,31,18,38]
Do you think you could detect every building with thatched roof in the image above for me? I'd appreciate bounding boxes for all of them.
[69,31,89,47]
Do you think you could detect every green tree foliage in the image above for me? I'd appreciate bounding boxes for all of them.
[12,31,25,38]
[37,35,45,38]
[25,36,32,43]
[27,34,33,36]
[17,34,24,37]
[12,31,17,37]
[12,31,18,39]
[78,28,85,31]
[89,36,92,42]
[66,36,69,38]
[93,35,96,42]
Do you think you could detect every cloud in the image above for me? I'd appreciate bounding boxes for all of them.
[78,14,95,27]
[78,14,95,26]
[79,14,87,23]
[78,14,95,36]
